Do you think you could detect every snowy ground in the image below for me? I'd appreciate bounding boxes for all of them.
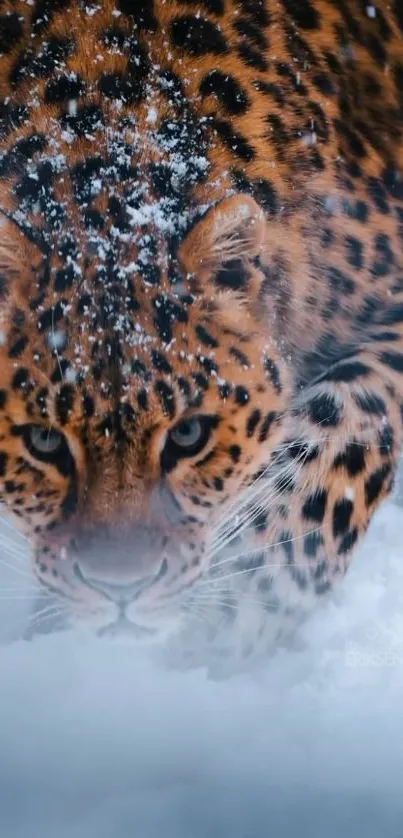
[1,500,403,838]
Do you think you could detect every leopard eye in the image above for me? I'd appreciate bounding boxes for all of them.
[161,415,218,472]
[28,426,64,457]
[168,416,213,459]
[170,418,204,449]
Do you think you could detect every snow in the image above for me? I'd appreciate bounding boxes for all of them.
[1,501,403,837]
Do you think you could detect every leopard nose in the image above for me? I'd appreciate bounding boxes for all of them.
[74,558,168,602]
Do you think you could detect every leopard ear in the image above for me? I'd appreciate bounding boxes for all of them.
[0,213,43,315]
[179,194,266,289]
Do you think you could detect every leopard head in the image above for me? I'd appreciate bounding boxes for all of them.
[0,195,291,637]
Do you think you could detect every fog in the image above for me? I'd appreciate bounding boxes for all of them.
[1,501,403,838]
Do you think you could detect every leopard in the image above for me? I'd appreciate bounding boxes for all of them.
[0,0,403,662]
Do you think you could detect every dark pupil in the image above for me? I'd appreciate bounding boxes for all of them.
[179,422,193,437]
[33,428,59,449]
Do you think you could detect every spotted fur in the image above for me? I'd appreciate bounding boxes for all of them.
[0,0,403,654]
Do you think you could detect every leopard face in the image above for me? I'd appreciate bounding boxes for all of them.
[0,195,290,636]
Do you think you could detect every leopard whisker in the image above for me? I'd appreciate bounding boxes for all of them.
[190,592,279,611]
[0,585,44,593]
[26,601,68,627]
[0,557,35,580]
[201,534,323,588]
[210,466,298,548]
[51,305,64,382]
[0,516,29,542]
[208,526,322,572]
[0,541,31,564]
[199,565,286,586]
[180,601,219,628]
[209,423,374,553]
[209,452,307,553]
[0,594,53,601]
